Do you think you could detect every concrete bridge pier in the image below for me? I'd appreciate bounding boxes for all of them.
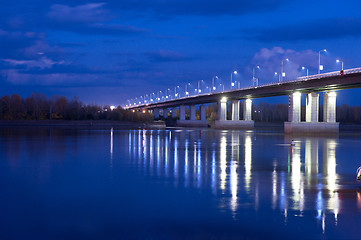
[153,108,160,120]
[163,108,168,119]
[177,104,208,127]
[214,98,254,129]
[306,92,319,122]
[171,108,177,118]
[284,91,339,133]
[324,91,336,122]
[190,105,196,120]
[179,105,186,120]
[200,105,207,121]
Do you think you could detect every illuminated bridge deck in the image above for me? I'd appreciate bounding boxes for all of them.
[128,68,361,110]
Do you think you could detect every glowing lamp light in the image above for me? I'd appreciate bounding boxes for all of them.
[320,65,324,71]
[221,97,227,102]
[293,92,301,98]
[142,110,146,113]
[329,91,337,97]
[213,86,216,90]
[231,82,235,86]
[233,71,238,74]
[110,105,115,111]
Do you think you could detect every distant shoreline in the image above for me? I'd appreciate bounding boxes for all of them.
[1,120,361,131]
[0,120,165,128]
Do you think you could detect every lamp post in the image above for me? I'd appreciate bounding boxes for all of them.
[212,76,218,93]
[336,59,344,70]
[280,59,289,82]
[185,83,190,96]
[198,80,203,94]
[302,66,309,78]
[318,49,327,74]
[231,71,237,90]
[174,86,179,98]
[253,66,260,87]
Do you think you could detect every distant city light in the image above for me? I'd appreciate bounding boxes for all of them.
[110,105,115,111]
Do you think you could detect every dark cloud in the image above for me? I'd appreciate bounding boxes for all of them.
[146,50,192,62]
[48,3,111,24]
[106,0,290,17]
[246,18,361,42]
[46,3,148,35]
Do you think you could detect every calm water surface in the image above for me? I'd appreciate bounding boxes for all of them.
[1,127,361,239]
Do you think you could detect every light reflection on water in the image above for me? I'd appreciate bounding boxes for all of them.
[126,128,360,233]
[2,127,361,239]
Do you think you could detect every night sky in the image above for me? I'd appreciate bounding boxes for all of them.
[1,0,361,106]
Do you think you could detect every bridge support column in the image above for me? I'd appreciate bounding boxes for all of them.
[243,99,252,121]
[190,105,196,120]
[177,104,208,128]
[214,98,254,129]
[200,105,207,121]
[218,98,227,121]
[163,108,168,119]
[171,108,177,118]
[323,91,336,122]
[284,91,339,134]
[153,109,160,119]
[306,92,319,122]
[179,105,186,121]
[288,92,301,122]
[231,100,239,121]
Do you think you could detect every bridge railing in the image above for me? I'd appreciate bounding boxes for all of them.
[128,67,361,108]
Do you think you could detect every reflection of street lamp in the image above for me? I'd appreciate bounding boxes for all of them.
[280,59,289,82]
[318,49,327,74]
[253,66,260,87]
[231,71,237,89]
[336,59,344,70]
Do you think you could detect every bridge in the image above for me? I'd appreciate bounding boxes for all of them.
[126,68,361,133]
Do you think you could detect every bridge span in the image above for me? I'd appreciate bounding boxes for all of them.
[127,68,361,133]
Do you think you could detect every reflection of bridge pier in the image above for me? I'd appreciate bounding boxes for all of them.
[305,138,318,187]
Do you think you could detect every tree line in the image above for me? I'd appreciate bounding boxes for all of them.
[1,93,361,123]
[0,93,153,122]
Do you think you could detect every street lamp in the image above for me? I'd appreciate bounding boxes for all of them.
[198,80,203,94]
[318,49,327,74]
[231,71,237,89]
[301,66,309,78]
[185,83,190,96]
[253,66,260,87]
[212,76,218,93]
[280,59,289,82]
[336,59,344,70]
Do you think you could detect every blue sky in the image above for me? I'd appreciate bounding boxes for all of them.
[1,0,361,106]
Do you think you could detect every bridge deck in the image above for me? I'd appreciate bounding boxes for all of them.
[128,68,361,109]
